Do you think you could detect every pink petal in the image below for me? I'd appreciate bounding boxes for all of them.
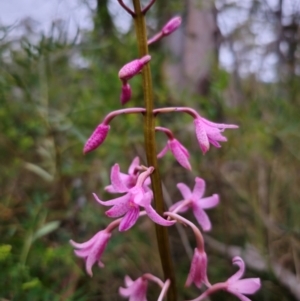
[85,232,111,276]
[119,172,130,182]
[201,117,239,129]
[104,184,117,193]
[74,249,90,258]
[192,177,205,198]
[144,204,176,227]
[105,202,130,218]
[119,277,148,301]
[119,286,132,297]
[208,138,222,148]
[185,248,208,288]
[228,278,261,295]
[124,275,133,287]
[169,200,189,213]
[119,207,140,231]
[227,256,246,283]
[93,193,129,206]
[132,188,148,206]
[111,164,128,193]
[143,177,151,187]
[178,142,190,157]
[194,119,210,154]
[227,291,253,301]
[177,183,192,200]
[206,129,228,142]
[70,232,100,249]
[83,124,110,154]
[157,145,169,158]
[192,204,212,231]
[128,157,140,175]
[135,190,152,207]
[97,260,105,268]
[200,194,220,209]
[169,139,191,170]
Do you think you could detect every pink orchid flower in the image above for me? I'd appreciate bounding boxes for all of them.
[94,168,175,231]
[194,116,238,154]
[70,230,111,277]
[158,138,191,170]
[188,257,261,301]
[105,157,150,193]
[225,257,261,301]
[119,275,148,301]
[169,177,219,231]
[186,248,210,288]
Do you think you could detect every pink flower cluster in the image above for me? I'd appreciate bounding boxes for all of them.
[70,6,261,301]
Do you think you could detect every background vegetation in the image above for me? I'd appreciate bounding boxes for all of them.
[0,0,299,300]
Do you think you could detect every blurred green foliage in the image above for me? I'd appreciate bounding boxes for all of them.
[0,3,300,301]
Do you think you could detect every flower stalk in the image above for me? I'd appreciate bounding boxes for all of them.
[132,0,177,300]
[71,1,260,300]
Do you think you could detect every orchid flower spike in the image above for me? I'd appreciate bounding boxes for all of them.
[105,157,150,193]
[70,229,111,277]
[225,256,261,301]
[194,115,238,154]
[119,275,148,301]
[169,177,219,231]
[186,248,210,288]
[119,55,151,81]
[83,123,110,154]
[94,167,175,231]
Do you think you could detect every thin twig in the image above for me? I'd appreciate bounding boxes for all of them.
[142,0,156,14]
[117,0,136,16]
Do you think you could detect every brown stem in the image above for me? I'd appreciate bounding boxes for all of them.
[131,1,177,300]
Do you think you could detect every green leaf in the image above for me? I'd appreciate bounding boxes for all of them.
[24,162,54,182]
[22,278,41,290]
[0,244,12,261]
[32,221,60,241]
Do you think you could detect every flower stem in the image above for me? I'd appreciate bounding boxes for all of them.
[131,1,177,300]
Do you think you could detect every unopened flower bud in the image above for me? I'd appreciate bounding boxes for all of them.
[83,123,110,154]
[120,82,132,105]
[162,16,182,36]
[118,55,151,81]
